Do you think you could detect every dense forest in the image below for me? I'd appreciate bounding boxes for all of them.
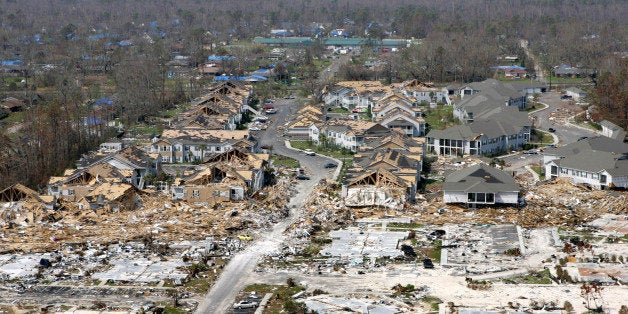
[0,0,626,190]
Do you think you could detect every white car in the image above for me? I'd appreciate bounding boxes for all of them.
[233,300,258,309]
[304,149,315,156]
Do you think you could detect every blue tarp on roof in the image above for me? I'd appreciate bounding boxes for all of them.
[83,117,103,125]
[0,60,23,66]
[490,65,526,70]
[215,75,267,82]
[94,98,113,106]
[208,55,236,61]
[117,40,133,47]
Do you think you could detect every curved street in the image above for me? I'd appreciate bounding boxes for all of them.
[195,99,337,313]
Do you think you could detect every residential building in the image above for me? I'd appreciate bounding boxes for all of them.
[427,106,531,156]
[543,137,628,189]
[151,129,254,163]
[564,87,587,101]
[317,119,389,152]
[393,79,451,105]
[443,163,520,206]
[600,120,626,141]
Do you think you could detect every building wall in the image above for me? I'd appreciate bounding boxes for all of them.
[495,191,519,204]
[443,190,467,203]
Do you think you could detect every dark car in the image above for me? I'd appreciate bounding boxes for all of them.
[548,127,556,133]
[324,162,338,168]
[423,258,435,269]
[560,94,573,99]
[296,174,311,180]
[577,136,588,141]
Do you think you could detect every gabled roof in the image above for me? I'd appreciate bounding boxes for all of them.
[0,183,43,202]
[546,137,628,176]
[443,163,519,193]
[347,168,410,189]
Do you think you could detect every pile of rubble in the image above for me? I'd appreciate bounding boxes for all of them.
[0,178,294,253]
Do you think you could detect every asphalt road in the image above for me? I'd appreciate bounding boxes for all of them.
[194,99,337,313]
[500,91,598,172]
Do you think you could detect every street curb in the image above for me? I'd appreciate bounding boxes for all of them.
[284,140,343,180]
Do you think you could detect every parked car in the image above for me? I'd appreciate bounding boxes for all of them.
[296,174,311,180]
[577,136,588,141]
[265,108,277,114]
[548,127,556,133]
[423,258,435,269]
[524,149,539,154]
[233,300,258,309]
[324,162,338,168]
[560,94,573,99]
[304,149,315,156]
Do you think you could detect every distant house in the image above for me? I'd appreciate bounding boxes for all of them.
[543,137,628,189]
[600,120,626,141]
[443,163,520,207]
[564,87,587,101]
[554,64,583,78]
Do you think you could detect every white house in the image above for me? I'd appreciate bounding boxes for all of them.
[443,163,520,206]
[427,106,531,156]
[543,137,628,189]
[564,87,587,101]
[600,120,626,141]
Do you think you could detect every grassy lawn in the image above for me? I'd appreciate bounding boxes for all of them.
[530,165,545,180]
[503,269,552,284]
[130,124,163,136]
[290,140,354,160]
[327,107,349,114]
[424,105,457,131]
[243,282,306,313]
[271,154,300,168]
[530,128,554,145]
[549,76,589,84]
[429,240,442,262]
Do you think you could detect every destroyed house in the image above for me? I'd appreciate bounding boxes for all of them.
[288,105,324,138]
[543,137,628,189]
[393,79,451,105]
[322,81,393,110]
[427,106,530,156]
[48,163,132,201]
[77,182,139,212]
[342,167,415,207]
[443,163,520,206]
[0,183,45,203]
[206,81,253,107]
[319,119,390,152]
[171,148,269,203]
[185,93,244,130]
[152,129,254,163]
[376,106,426,137]
[371,92,418,118]
[353,149,421,186]
[72,146,161,189]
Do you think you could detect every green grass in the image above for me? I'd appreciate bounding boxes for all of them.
[530,128,554,145]
[184,277,212,293]
[549,76,589,84]
[1,110,26,123]
[530,165,545,180]
[163,306,189,314]
[290,140,354,160]
[387,222,423,229]
[503,269,552,284]
[422,296,443,312]
[271,154,300,168]
[429,240,442,262]
[131,124,163,136]
[243,283,306,313]
[424,105,457,131]
[327,107,349,114]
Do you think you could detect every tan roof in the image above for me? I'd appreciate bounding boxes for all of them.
[84,182,134,202]
[328,119,379,133]
[48,176,67,185]
[161,129,250,141]
[336,81,393,94]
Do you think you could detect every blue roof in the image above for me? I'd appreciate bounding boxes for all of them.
[490,65,526,70]
[94,98,113,105]
[118,40,133,47]
[83,117,103,125]
[208,55,236,61]
[0,60,23,66]
[215,75,267,82]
